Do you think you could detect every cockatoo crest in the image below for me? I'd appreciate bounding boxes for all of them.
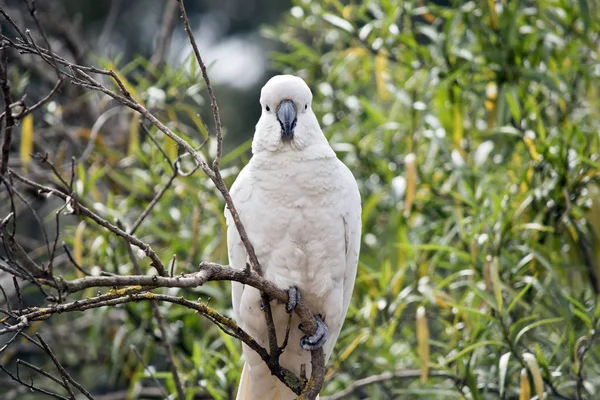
[253,75,326,153]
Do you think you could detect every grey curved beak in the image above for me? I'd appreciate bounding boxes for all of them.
[276,99,297,138]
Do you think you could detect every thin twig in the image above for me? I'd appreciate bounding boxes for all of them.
[0,30,14,176]
[36,334,77,399]
[150,0,179,69]
[0,5,30,44]
[129,172,178,235]
[0,224,46,278]
[121,221,185,400]
[176,0,223,169]
[23,0,62,80]
[0,327,23,354]
[150,302,186,399]
[62,243,91,276]
[0,281,11,313]
[1,174,51,255]
[17,359,67,389]
[280,312,293,354]
[9,169,167,276]
[0,77,64,121]
[321,369,461,400]
[0,364,70,400]
[131,345,170,399]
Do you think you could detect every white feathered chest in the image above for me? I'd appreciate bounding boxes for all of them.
[232,147,351,300]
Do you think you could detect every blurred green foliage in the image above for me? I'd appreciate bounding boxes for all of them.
[4,0,600,399]
[266,0,600,398]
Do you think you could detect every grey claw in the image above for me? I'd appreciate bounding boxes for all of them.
[286,286,301,313]
[300,314,328,351]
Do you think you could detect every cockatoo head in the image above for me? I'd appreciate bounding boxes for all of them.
[253,75,325,153]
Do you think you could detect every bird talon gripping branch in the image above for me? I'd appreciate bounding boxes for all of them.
[285,286,301,313]
[299,314,328,351]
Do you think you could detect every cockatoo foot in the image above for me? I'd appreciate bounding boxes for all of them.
[299,314,328,351]
[285,286,301,313]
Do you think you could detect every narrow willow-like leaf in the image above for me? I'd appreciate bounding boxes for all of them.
[523,353,544,400]
[519,368,531,400]
[499,352,511,397]
[20,113,34,169]
[416,306,430,383]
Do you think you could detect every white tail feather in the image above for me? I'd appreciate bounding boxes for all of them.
[236,363,251,400]
[235,361,321,400]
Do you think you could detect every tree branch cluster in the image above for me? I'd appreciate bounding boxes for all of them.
[0,0,324,398]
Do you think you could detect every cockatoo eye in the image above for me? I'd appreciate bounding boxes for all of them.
[304,104,308,110]
[266,105,271,112]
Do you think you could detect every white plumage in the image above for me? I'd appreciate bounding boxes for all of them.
[226,75,361,400]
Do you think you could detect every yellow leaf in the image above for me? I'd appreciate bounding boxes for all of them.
[519,368,531,400]
[20,114,34,168]
[566,222,579,242]
[490,257,503,312]
[404,153,417,218]
[452,102,463,147]
[374,51,390,101]
[166,108,179,160]
[416,306,430,383]
[485,82,497,127]
[128,113,140,156]
[338,331,367,364]
[342,5,352,20]
[523,137,540,161]
[434,294,449,309]
[340,47,368,58]
[558,98,566,113]
[74,221,86,276]
[523,353,544,400]
[483,258,492,292]
[423,11,436,23]
[487,0,499,29]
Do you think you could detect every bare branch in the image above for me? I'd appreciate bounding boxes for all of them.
[0,327,23,355]
[0,77,64,121]
[1,174,50,255]
[9,169,168,276]
[17,359,67,389]
[23,0,62,80]
[1,290,305,393]
[175,0,223,169]
[0,223,47,279]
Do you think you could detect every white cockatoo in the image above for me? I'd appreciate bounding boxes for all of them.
[226,75,361,400]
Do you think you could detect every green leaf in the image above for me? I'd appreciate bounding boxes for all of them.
[514,317,564,345]
[578,0,590,34]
